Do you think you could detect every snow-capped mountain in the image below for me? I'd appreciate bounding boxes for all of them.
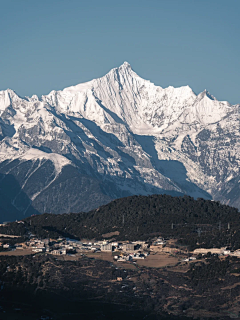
[0,62,239,221]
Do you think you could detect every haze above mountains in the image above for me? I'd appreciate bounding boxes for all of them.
[0,62,239,222]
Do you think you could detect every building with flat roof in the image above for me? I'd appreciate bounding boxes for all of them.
[101,244,113,252]
[123,243,135,251]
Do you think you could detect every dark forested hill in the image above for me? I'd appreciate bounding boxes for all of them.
[2,194,240,250]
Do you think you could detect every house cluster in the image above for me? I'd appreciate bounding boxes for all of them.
[27,238,50,252]
[78,239,149,258]
[152,237,167,246]
[1,238,70,255]
[193,247,240,257]
[114,251,149,262]
[99,240,150,261]
[1,237,150,257]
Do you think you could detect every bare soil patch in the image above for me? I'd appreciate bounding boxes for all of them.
[114,262,137,269]
[102,231,120,238]
[82,252,137,269]
[135,252,179,268]
[84,251,114,262]
[0,249,33,256]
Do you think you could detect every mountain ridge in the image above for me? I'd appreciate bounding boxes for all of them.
[0,62,239,221]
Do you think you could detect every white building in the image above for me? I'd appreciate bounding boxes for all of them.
[101,244,113,252]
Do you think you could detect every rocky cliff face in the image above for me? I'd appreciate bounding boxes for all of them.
[0,62,239,221]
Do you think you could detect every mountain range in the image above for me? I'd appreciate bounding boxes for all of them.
[0,62,239,221]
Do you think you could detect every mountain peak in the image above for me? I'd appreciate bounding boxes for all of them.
[109,61,133,74]
[119,61,132,69]
[198,89,216,101]
[4,88,19,97]
[102,61,138,85]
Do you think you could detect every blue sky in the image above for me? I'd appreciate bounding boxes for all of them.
[0,0,239,104]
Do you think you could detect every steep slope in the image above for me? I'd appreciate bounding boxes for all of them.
[0,62,238,221]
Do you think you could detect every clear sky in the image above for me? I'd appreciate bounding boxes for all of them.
[0,0,239,104]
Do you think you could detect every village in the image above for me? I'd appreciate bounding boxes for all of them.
[0,236,151,262]
[1,234,240,268]
[2,230,240,319]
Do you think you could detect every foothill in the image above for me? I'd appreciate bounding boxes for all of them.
[0,195,240,319]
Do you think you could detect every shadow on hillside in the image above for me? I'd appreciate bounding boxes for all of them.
[134,134,212,200]
[0,173,40,222]
[69,116,137,165]
[0,119,16,141]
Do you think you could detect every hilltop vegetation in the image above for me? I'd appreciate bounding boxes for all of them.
[2,195,240,250]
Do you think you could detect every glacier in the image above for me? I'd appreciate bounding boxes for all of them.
[0,62,239,221]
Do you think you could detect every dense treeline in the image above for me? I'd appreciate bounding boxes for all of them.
[2,195,240,250]
[0,222,26,237]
